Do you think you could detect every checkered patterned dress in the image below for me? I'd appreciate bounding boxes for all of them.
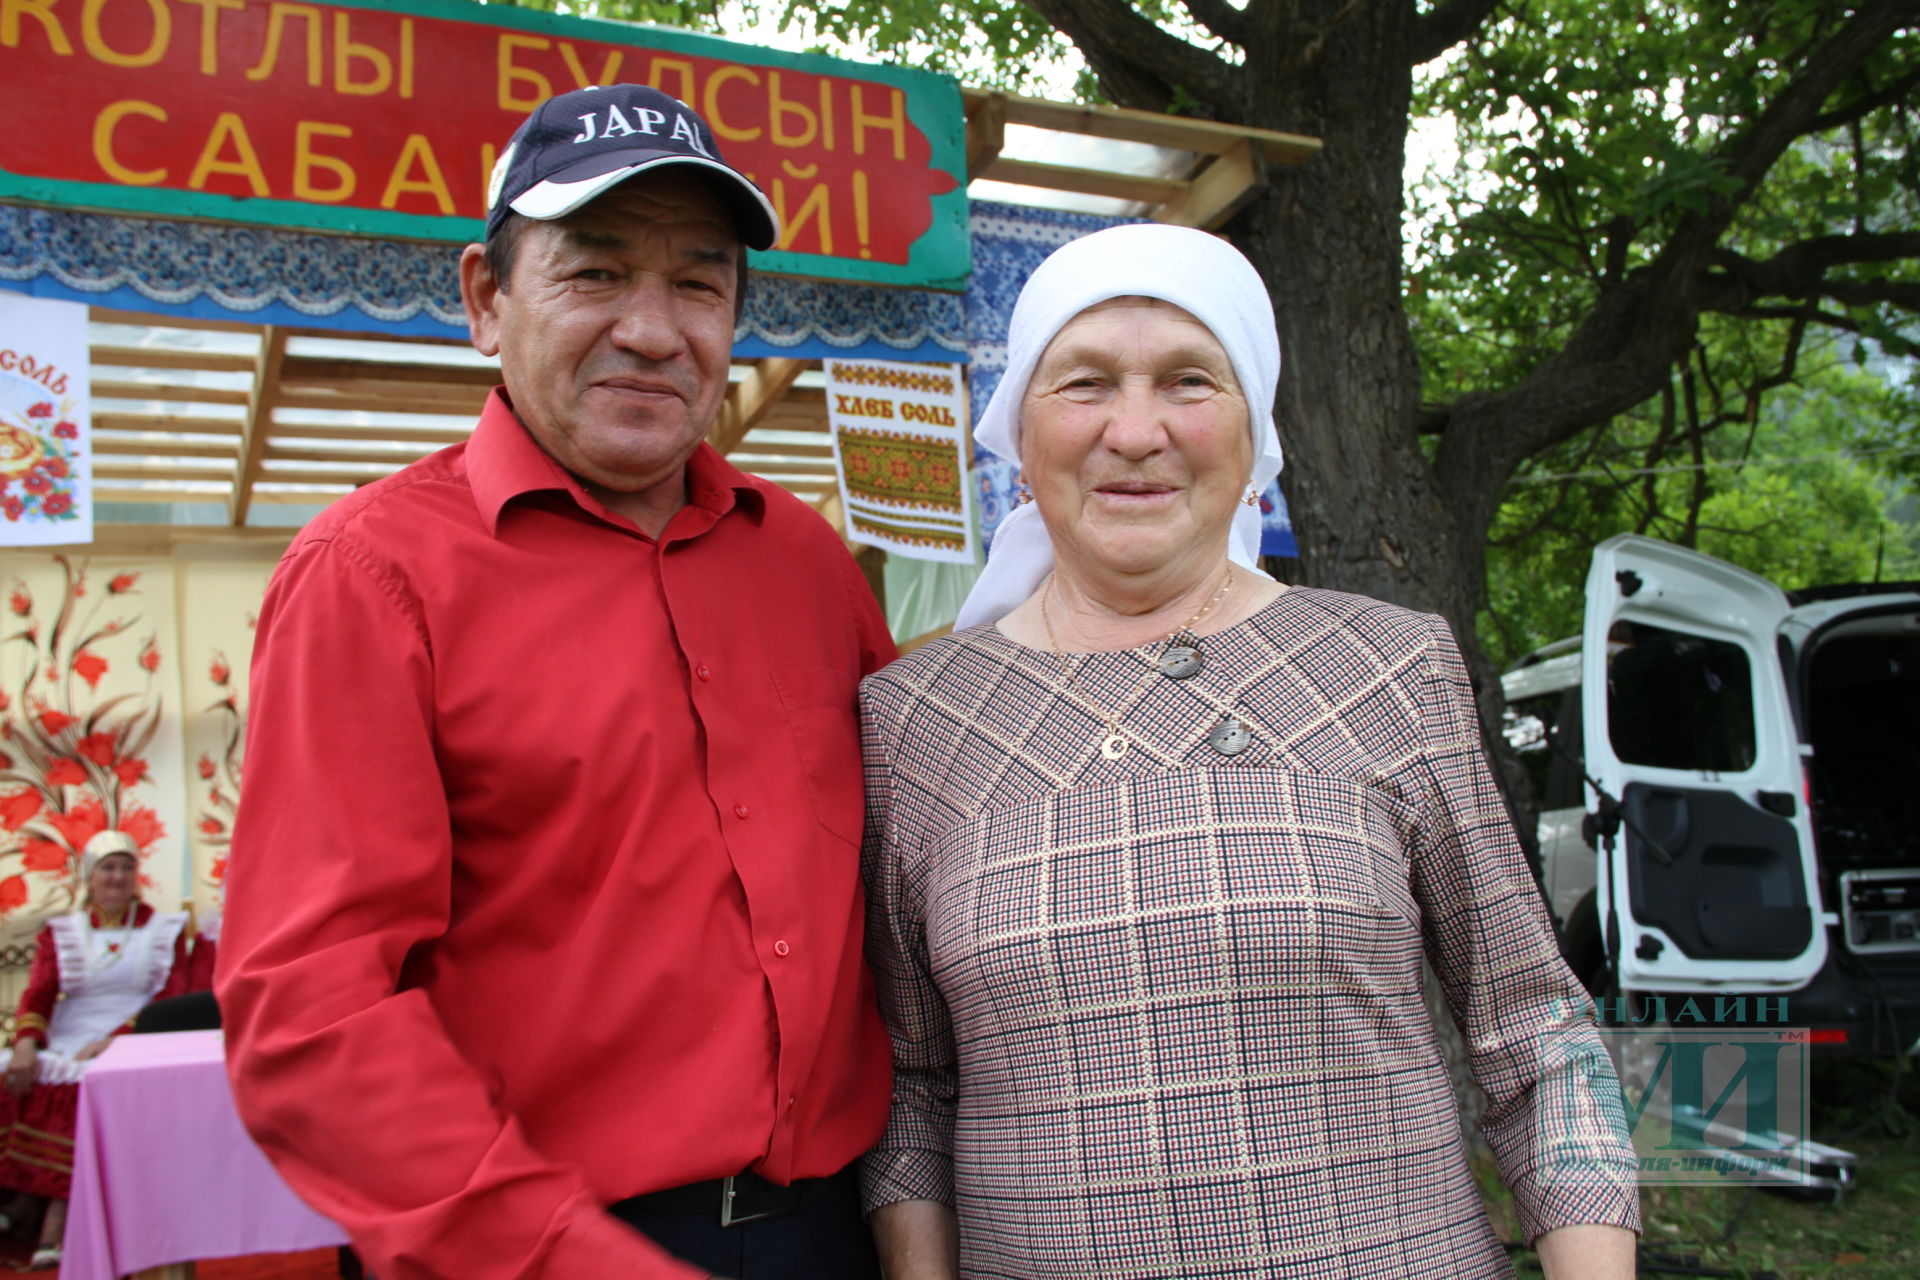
[858,588,1640,1278]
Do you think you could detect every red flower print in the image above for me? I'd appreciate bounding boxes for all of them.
[0,689,8,711]
[209,653,231,685]
[45,757,87,787]
[48,800,106,852]
[72,649,108,689]
[53,421,78,439]
[36,457,68,479]
[0,750,10,770]
[77,731,116,765]
[197,753,217,780]
[199,816,225,835]
[0,875,27,913]
[38,708,75,736]
[1,498,22,522]
[42,492,71,517]
[138,637,160,672]
[209,857,229,883]
[22,472,50,495]
[109,572,138,593]
[118,806,164,849]
[21,840,69,873]
[114,758,149,787]
[25,402,51,419]
[0,789,43,831]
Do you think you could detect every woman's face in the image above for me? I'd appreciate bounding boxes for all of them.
[1020,298,1252,581]
[88,852,138,915]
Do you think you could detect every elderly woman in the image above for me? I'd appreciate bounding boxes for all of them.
[1,830,192,1268]
[858,224,1640,1279]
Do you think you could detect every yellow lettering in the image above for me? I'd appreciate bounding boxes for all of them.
[774,176,831,254]
[702,64,761,143]
[851,84,906,161]
[556,40,622,89]
[380,134,454,214]
[2,0,73,54]
[479,142,498,213]
[332,12,391,96]
[398,18,413,98]
[497,33,551,111]
[177,0,242,75]
[245,2,322,85]
[92,99,168,186]
[188,111,270,196]
[293,121,355,202]
[768,71,817,149]
[81,0,168,68]
[646,55,695,104]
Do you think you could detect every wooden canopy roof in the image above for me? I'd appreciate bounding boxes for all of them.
[74,93,1318,554]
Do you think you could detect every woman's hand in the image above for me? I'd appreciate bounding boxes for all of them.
[4,1041,36,1097]
[870,1198,959,1280]
[74,1038,114,1063]
[1536,1223,1637,1279]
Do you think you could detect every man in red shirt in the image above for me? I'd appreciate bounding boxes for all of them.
[218,85,895,1279]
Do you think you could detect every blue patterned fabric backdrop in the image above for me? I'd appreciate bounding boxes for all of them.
[0,205,966,361]
[963,201,1294,556]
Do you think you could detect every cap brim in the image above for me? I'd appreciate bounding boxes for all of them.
[509,154,781,251]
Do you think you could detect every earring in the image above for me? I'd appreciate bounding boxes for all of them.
[1016,480,1034,504]
[1242,489,1260,507]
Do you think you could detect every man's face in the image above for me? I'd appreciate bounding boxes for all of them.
[462,172,739,495]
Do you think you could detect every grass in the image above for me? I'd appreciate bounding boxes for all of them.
[1480,1057,1920,1278]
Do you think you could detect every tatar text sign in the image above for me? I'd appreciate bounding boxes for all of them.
[0,0,967,289]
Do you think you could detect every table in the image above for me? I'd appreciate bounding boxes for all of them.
[63,1031,348,1280]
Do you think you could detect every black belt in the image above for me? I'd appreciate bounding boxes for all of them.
[613,1170,829,1228]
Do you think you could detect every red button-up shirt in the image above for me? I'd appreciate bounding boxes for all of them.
[219,391,895,1279]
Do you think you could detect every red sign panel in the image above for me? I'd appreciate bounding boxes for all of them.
[0,0,968,288]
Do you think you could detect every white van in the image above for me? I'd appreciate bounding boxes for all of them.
[1501,534,1920,1055]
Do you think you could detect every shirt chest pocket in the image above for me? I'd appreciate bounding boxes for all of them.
[774,665,864,845]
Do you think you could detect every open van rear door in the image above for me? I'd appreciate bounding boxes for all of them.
[1581,535,1826,993]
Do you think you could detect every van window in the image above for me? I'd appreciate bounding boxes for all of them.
[1606,621,1757,772]
[1504,690,1585,808]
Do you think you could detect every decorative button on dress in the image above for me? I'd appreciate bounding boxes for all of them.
[858,588,1640,1279]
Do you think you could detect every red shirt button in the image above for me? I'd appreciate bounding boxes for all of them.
[734,802,750,819]
[773,939,791,957]
[695,664,712,681]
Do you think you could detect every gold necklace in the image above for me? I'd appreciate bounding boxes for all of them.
[1041,569,1235,760]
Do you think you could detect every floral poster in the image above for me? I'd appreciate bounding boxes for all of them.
[0,294,90,546]
[826,359,977,565]
[0,557,188,942]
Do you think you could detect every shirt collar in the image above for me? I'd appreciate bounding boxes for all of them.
[467,388,766,535]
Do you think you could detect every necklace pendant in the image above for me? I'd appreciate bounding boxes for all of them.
[1208,717,1252,756]
[1099,732,1129,760]
[1158,644,1204,679]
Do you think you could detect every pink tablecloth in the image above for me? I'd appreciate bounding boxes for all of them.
[62,1030,348,1280]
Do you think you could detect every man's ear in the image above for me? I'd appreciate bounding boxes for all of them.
[460,243,502,358]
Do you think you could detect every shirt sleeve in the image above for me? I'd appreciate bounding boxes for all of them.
[9,928,57,1047]
[1406,614,1642,1243]
[217,536,701,1280]
[855,680,958,1213]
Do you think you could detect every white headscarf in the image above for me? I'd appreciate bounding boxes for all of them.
[956,224,1284,629]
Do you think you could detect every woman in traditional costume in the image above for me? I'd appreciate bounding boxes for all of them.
[1,829,192,1268]
[858,224,1641,1278]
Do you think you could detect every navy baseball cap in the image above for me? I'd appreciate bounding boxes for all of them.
[485,84,780,249]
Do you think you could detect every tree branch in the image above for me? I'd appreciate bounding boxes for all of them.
[1025,0,1240,113]
[1810,65,1920,133]
[1430,0,1919,513]
[1409,0,1503,66]
[1700,233,1920,313]
[1181,0,1251,46]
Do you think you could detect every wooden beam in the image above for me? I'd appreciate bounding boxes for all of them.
[254,464,400,486]
[93,380,252,406]
[275,389,489,417]
[95,460,239,479]
[978,157,1184,205]
[89,346,256,373]
[92,437,241,460]
[31,524,297,557]
[271,421,471,445]
[712,357,806,454]
[966,92,1007,179]
[277,355,498,388]
[93,413,243,435]
[1155,139,1265,230]
[959,87,1323,166]
[89,307,260,334]
[265,442,438,465]
[231,327,287,526]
